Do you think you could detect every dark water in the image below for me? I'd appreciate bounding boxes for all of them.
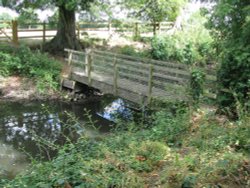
[0,96,133,179]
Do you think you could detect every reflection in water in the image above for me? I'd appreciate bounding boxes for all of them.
[0,96,134,179]
[0,142,28,179]
[98,99,133,121]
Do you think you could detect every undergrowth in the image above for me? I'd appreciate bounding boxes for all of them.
[0,44,61,93]
[1,105,249,188]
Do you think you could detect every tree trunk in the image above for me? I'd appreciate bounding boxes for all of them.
[44,5,81,54]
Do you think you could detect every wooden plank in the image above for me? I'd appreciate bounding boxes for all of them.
[113,56,118,95]
[43,22,46,43]
[92,52,190,77]
[65,48,86,56]
[93,49,188,69]
[18,35,55,38]
[84,55,188,86]
[65,58,86,66]
[148,65,154,105]
[62,79,76,90]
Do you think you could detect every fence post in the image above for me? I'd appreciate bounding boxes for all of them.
[85,49,92,86]
[147,64,154,105]
[108,21,112,35]
[113,56,118,95]
[12,20,18,45]
[43,21,46,44]
[134,22,139,38]
[158,22,161,34]
[67,50,73,78]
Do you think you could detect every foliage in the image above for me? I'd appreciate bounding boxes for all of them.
[150,10,215,65]
[122,0,186,23]
[1,105,249,187]
[47,11,58,29]
[17,8,39,28]
[115,45,151,59]
[190,69,206,103]
[0,12,13,28]
[205,0,250,114]
[0,51,20,76]
[0,12,13,21]
[0,45,61,93]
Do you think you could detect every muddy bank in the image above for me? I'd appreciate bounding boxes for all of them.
[0,76,60,101]
[0,76,103,103]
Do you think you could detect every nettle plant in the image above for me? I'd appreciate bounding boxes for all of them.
[190,69,206,104]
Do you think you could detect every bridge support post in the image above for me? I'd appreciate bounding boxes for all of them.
[113,56,118,95]
[85,49,92,86]
[42,22,46,44]
[67,50,73,78]
[147,64,154,105]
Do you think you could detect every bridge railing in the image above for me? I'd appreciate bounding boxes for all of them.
[65,48,217,103]
[65,48,192,103]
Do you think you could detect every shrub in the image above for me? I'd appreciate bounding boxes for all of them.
[151,35,176,61]
[217,45,250,115]
[0,52,20,76]
[190,69,206,103]
[150,110,190,145]
[0,45,61,93]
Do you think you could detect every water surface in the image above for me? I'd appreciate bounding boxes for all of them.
[0,96,133,179]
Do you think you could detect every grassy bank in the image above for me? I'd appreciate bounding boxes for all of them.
[1,105,249,187]
[0,44,61,99]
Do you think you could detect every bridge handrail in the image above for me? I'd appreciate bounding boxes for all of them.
[65,48,218,101]
[93,49,188,69]
[65,48,190,86]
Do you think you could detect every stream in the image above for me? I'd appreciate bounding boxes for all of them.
[0,95,134,179]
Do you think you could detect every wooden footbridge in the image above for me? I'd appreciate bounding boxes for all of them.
[63,48,192,105]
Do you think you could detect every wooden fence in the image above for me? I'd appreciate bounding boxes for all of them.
[0,20,173,45]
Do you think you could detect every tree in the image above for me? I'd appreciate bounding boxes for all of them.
[122,0,186,34]
[17,8,40,28]
[1,0,95,53]
[0,12,13,21]
[205,0,250,115]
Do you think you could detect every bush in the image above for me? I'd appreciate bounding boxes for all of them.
[150,110,190,146]
[0,45,61,92]
[150,10,215,66]
[217,44,250,115]
[0,52,21,76]
[190,69,206,103]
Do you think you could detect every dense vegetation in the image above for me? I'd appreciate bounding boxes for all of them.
[205,0,250,115]
[1,106,249,187]
[0,45,61,93]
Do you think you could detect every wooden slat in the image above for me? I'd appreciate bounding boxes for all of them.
[93,49,188,69]
[65,48,86,56]
[93,55,188,84]
[18,35,55,38]
[92,51,190,77]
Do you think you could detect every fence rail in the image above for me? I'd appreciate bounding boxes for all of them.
[0,20,174,45]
